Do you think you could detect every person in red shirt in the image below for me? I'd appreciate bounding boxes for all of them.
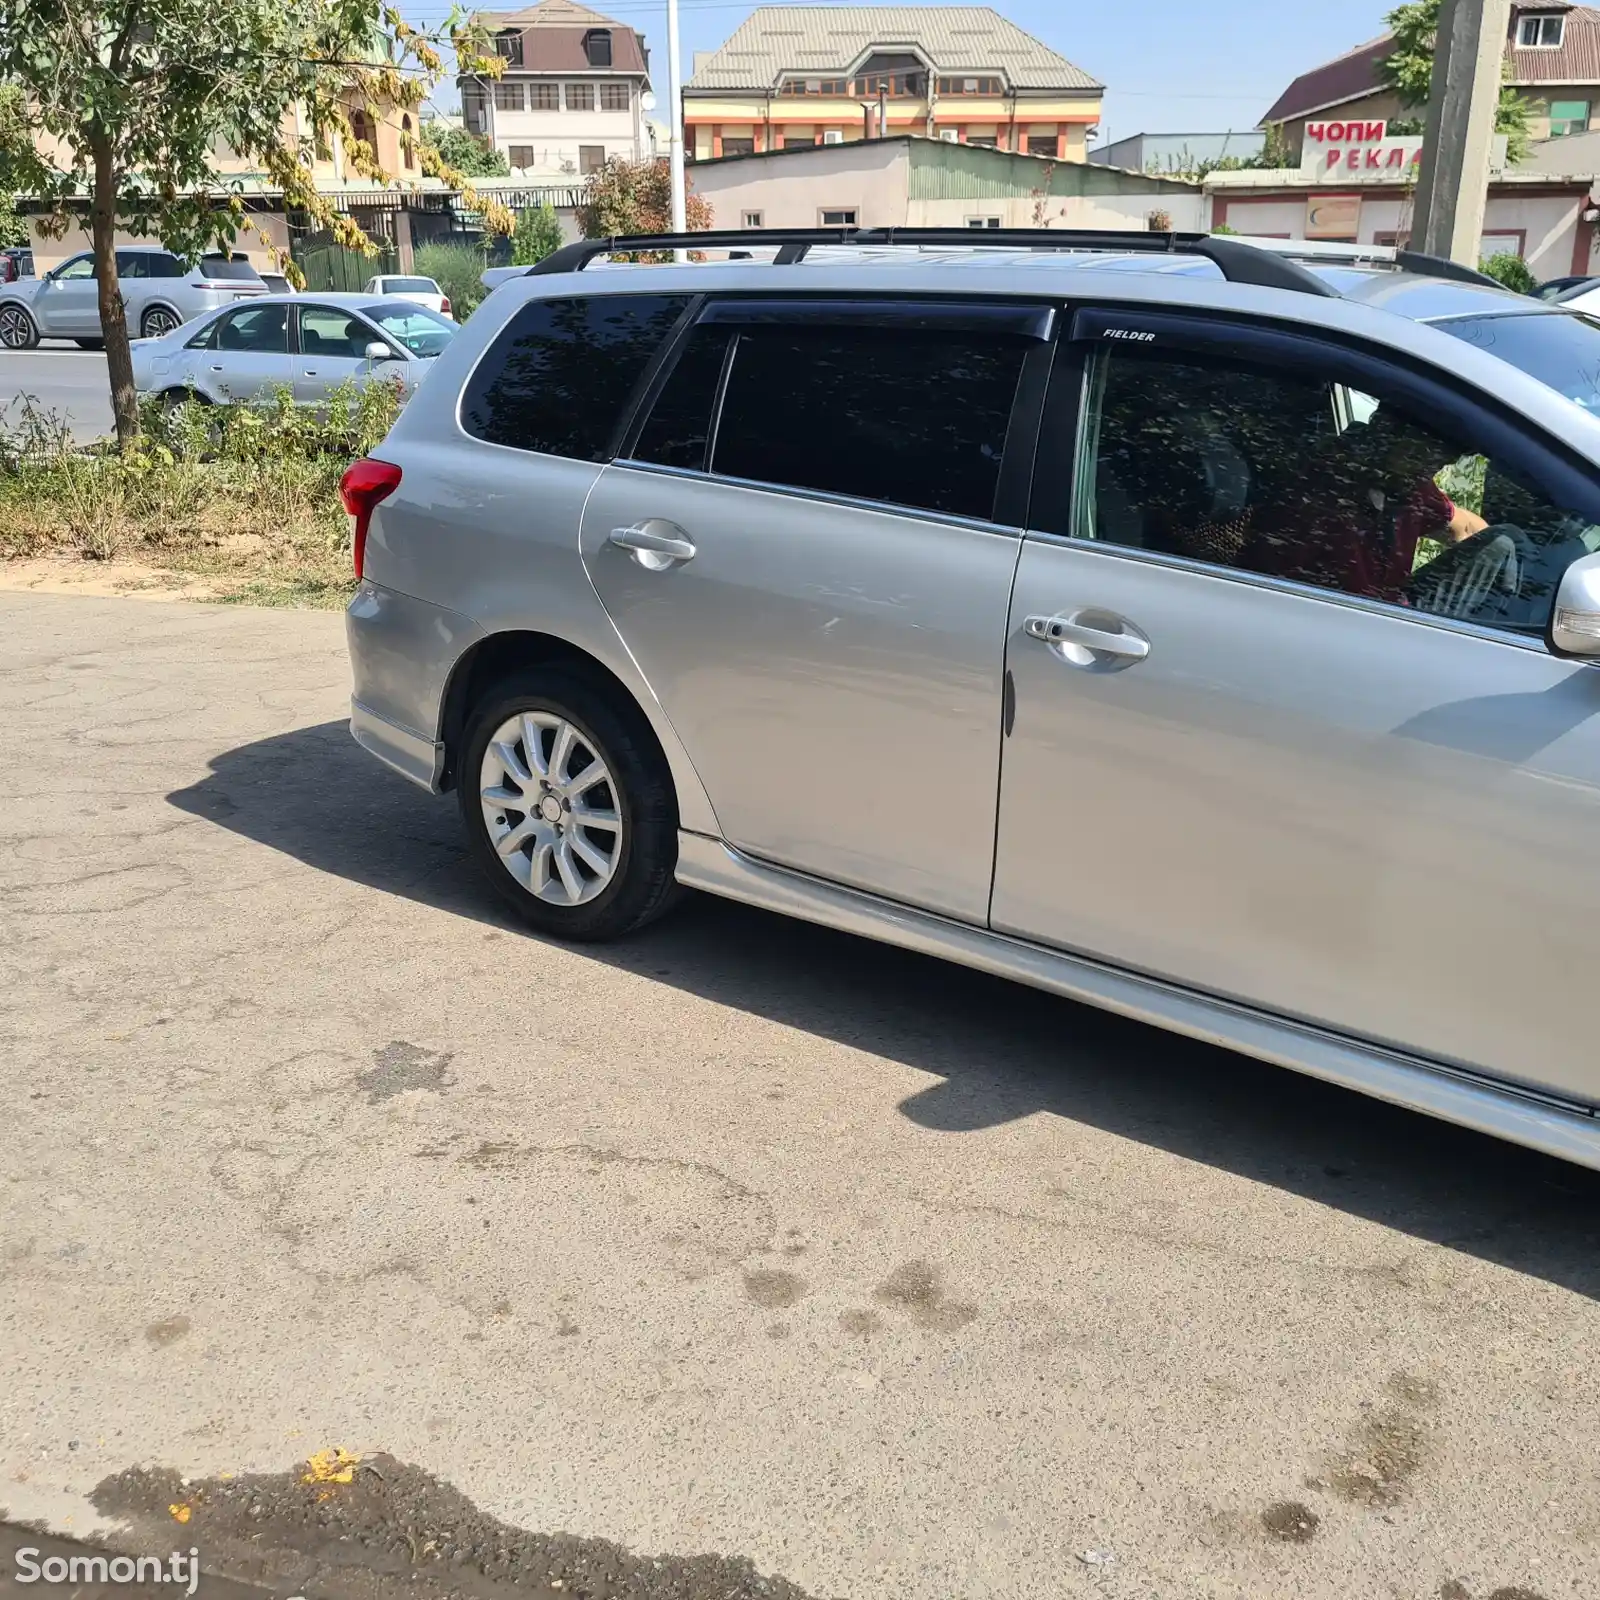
[1242,405,1489,605]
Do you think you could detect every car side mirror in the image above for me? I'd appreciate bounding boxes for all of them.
[363,341,395,362]
[1548,550,1600,657]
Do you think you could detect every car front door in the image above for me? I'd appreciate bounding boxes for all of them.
[993,307,1600,1106]
[580,296,1053,922]
[35,252,97,336]
[294,303,385,402]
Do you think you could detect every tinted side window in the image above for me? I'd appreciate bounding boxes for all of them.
[149,253,186,279]
[711,324,1028,520]
[115,252,148,280]
[1076,345,1600,635]
[214,304,290,353]
[463,294,692,459]
[632,325,732,471]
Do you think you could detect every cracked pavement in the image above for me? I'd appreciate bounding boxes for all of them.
[3,590,1600,1600]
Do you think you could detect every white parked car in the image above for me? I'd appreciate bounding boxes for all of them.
[363,274,453,319]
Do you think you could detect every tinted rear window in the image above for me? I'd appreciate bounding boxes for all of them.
[198,255,264,282]
[632,325,732,471]
[710,324,1028,520]
[462,294,691,458]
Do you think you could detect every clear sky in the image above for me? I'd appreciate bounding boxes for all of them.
[412,0,1402,141]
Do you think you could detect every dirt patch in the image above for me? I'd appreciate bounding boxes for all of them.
[743,1269,806,1309]
[1260,1501,1319,1544]
[872,1260,976,1332]
[1327,1406,1427,1508]
[357,1042,455,1103]
[90,1452,832,1600]
[0,556,224,602]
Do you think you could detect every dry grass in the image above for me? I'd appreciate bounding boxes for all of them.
[0,380,403,607]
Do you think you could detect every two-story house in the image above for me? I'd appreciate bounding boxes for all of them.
[461,0,653,176]
[1261,3,1600,161]
[683,6,1102,163]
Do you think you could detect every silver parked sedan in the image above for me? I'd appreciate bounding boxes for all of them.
[131,293,457,407]
[0,246,265,348]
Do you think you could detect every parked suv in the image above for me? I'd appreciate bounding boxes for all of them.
[0,246,32,284]
[0,246,265,349]
[345,227,1600,1171]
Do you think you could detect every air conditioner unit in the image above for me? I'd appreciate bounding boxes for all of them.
[822,129,843,144]
[939,129,958,142]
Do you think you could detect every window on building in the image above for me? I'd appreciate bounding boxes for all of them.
[509,145,535,168]
[1026,134,1057,157]
[462,294,692,458]
[566,82,595,111]
[784,136,814,149]
[600,81,630,111]
[495,31,524,66]
[1550,98,1590,135]
[820,207,857,225]
[966,135,998,148]
[721,137,755,157]
[742,210,763,228]
[462,83,488,135]
[966,216,1002,228]
[781,77,848,96]
[532,83,560,111]
[937,76,1002,95]
[401,114,414,170]
[632,325,732,471]
[584,28,612,67]
[711,322,1031,521]
[493,81,524,111]
[1071,341,1596,634]
[1517,12,1565,47]
[579,144,606,174]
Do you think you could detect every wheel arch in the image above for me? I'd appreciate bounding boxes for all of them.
[139,299,185,333]
[436,628,677,795]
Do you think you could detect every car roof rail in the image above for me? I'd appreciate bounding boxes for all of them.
[1393,249,1503,288]
[524,226,1339,298]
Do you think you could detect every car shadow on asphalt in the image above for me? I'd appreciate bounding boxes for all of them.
[167,719,1600,1302]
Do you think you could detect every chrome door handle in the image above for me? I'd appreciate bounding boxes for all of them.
[609,521,696,568]
[1024,611,1150,664]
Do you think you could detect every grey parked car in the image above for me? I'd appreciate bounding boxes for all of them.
[0,245,265,349]
[345,227,1600,1171]
[130,293,456,407]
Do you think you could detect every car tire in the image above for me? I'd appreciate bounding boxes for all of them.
[161,387,209,412]
[0,304,39,350]
[140,307,181,339]
[457,666,682,942]
[74,338,105,350]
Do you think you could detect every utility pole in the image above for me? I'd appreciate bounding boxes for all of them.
[665,0,687,238]
[1409,0,1510,264]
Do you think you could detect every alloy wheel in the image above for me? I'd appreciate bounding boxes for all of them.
[478,710,623,906]
[141,306,180,338]
[0,304,37,349]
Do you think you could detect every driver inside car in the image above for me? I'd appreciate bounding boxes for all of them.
[1244,405,1489,606]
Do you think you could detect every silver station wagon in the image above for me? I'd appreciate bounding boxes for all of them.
[344,227,1600,1171]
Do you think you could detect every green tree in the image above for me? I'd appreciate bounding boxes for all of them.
[0,85,29,247]
[1479,250,1538,293]
[0,3,513,448]
[1379,0,1537,163]
[577,156,713,240]
[413,239,490,319]
[419,120,509,179]
[511,201,563,265]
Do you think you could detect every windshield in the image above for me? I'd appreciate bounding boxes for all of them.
[361,301,456,357]
[1434,310,1600,417]
[381,277,439,294]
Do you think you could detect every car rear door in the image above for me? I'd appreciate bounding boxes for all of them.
[578,294,1053,922]
[993,306,1600,1106]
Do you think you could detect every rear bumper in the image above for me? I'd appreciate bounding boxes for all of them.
[346,579,483,793]
[350,698,444,791]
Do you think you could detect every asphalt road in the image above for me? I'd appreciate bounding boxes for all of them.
[4,590,1600,1600]
[1,346,115,441]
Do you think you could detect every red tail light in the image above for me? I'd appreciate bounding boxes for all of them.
[441,296,452,317]
[340,458,402,580]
